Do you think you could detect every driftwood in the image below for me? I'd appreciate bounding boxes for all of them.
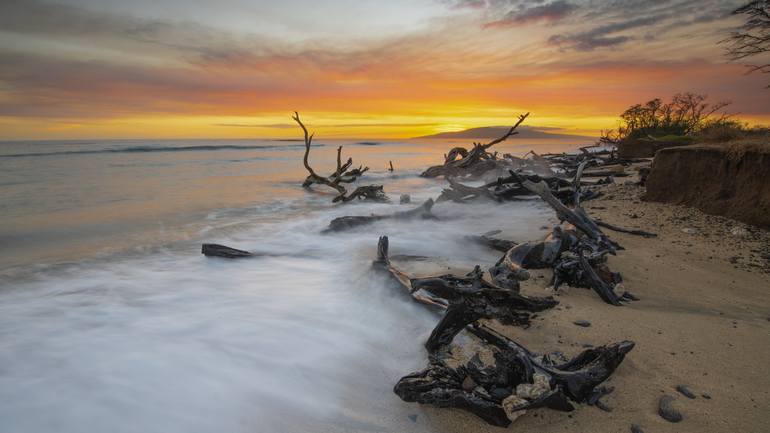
[374,236,557,352]
[594,219,657,238]
[292,112,384,203]
[421,113,530,179]
[522,180,618,252]
[489,227,578,290]
[375,237,635,426]
[466,230,517,252]
[201,243,254,258]
[325,198,435,232]
[395,328,634,427]
[332,185,388,203]
[437,170,599,206]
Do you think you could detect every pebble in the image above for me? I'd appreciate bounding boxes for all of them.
[658,395,683,423]
[702,393,711,399]
[399,194,411,204]
[461,376,476,392]
[731,227,749,238]
[630,424,644,433]
[681,227,697,234]
[573,320,591,327]
[408,414,418,423]
[676,384,696,399]
[595,400,613,412]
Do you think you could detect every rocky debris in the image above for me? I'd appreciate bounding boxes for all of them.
[630,424,645,433]
[676,384,696,399]
[658,395,683,423]
[573,320,592,327]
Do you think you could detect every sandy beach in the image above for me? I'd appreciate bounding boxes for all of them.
[379,169,770,433]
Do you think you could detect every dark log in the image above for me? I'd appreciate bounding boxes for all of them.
[293,112,382,202]
[332,185,388,203]
[581,170,630,178]
[489,226,578,289]
[395,325,634,427]
[325,199,435,232]
[466,230,517,252]
[411,266,557,352]
[374,236,556,353]
[522,180,617,252]
[201,243,254,258]
[421,113,529,179]
[593,220,657,238]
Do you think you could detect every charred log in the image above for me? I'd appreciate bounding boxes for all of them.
[201,243,254,258]
[395,326,635,427]
[325,199,435,232]
[374,236,556,352]
[421,113,529,179]
[466,230,517,252]
[292,112,384,203]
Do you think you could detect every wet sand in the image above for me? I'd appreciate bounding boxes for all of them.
[377,172,770,433]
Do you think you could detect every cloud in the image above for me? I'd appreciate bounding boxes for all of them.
[485,1,578,27]
[545,0,738,52]
[0,0,765,133]
[548,15,659,50]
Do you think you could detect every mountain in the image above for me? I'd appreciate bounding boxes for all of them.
[413,125,594,140]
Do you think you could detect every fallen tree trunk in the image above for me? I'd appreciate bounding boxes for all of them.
[373,236,557,353]
[325,198,435,232]
[292,112,385,203]
[594,219,657,238]
[421,113,530,179]
[201,243,254,258]
[376,235,635,426]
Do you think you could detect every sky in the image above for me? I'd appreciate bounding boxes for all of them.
[0,0,768,140]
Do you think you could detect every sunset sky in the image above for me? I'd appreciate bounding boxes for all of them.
[0,0,768,140]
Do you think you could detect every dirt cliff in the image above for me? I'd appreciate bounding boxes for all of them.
[644,140,770,228]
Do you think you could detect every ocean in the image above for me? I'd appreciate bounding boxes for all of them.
[0,136,591,432]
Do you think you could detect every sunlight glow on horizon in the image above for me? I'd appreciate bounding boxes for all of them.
[0,0,768,140]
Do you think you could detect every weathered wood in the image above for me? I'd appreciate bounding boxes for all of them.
[325,199,435,232]
[395,323,635,427]
[466,230,517,252]
[292,112,382,203]
[374,236,557,353]
[593,219,657,238]
[201,243,254,258]
[421,113,530,179]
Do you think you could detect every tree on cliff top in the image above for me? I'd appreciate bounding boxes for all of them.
[600,93,731,144]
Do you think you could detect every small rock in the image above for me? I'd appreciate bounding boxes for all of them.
[730,227,749,238]
[676,385,696,399]
[681,227,697,234]
[461,375,476,392]
[658,395,683,423]
[630,424,644,433]
[595,400,613,412]
[702,393,711,399]
[573,320,591,327]
[399,194,411,204]
[408,414,418,423]
[729,256,739,264]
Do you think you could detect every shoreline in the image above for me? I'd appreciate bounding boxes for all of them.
[406,168,770,433]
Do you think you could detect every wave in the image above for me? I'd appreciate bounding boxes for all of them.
[0,143,322,158]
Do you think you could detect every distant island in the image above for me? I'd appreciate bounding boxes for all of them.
[414,125,594,140]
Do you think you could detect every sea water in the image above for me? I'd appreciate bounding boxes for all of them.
[0,137,589,432]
